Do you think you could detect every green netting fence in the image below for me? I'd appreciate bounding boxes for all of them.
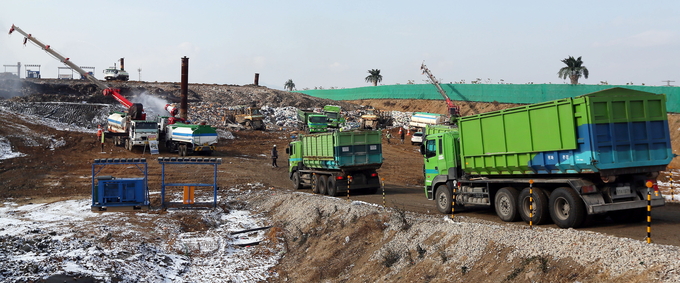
[298,84,680,113]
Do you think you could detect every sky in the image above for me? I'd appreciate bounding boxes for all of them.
[1,0,679,90]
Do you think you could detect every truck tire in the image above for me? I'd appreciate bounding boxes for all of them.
[318,175,328,195]
[495,187,520,222]
[292,171,302,190]
[327,177,338,196]
[519,187,550,225]
[311,174,320,194]
[549,187,586,228]
[435,184,452,214]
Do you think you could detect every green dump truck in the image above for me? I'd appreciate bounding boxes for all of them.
[422,88,672,228]
[297,109,329,133]
[287,130,383,196]
[323,105,345,128]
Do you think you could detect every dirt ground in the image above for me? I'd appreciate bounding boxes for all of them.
[2,96,680,282]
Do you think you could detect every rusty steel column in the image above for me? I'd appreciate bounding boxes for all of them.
[180,56,189,120]
[119,58,125,71]
[254,73,259,86]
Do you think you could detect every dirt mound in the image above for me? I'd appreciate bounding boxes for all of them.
[0,78,359,110]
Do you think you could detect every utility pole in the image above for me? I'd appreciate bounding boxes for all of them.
[138,68,142,81]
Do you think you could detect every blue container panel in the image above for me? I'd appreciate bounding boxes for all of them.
[593,121,673,169]
[335,144,382,168]
[97,178,147,206]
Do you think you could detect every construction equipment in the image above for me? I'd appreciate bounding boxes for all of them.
[157,117,218,156]
[297,109,328,133]
[287,130,383,195]
[323,105,345,128]
[103,58,129,81]
[224,106,266,130]
[360,109,392,130]
[421,88,671,228]
[420,62,461,120]
[8,24,154,152]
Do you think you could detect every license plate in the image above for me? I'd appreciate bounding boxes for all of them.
[615,186,631,195]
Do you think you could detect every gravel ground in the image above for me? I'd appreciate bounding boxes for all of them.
[250,190,680,282]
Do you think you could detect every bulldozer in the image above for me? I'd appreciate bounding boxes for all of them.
[223,107,266,130]
[360,109,392,130]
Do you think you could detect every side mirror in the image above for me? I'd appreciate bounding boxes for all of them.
[419,144,425,155]
[285,148,290,155]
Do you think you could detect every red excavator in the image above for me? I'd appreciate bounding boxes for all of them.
[8,24,145,120]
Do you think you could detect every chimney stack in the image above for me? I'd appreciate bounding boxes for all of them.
[180,57,189,120]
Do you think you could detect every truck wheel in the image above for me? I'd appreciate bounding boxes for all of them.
[435,185,452,214]
[549,187,586,228]
[318,175,328,195]
[311,174,320,194]
[292,171,302,190]
[495,187,520,222]
[519,187,550,225]
[327,177,337,196]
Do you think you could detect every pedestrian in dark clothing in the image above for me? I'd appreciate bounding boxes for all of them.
[400,129,405,144]
[271,145,278,168]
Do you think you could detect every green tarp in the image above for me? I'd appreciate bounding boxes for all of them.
[298,84,680,113]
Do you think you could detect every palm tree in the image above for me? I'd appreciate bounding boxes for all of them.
[284,79,296,91]
[558,56,589,85]
[365,69,383,86]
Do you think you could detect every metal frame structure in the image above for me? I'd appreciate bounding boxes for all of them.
[157,157,223,208]
[91,158,149,209]
[24,64,41,78]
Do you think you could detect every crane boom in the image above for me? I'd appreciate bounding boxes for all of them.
[8,24,135,110]
[420,63,460,118]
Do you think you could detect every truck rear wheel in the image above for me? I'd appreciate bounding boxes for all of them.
[292,171,302,190]
[311,174,320,194]
[435,185,452,214]
[318,175,328,195]
[549,187,586,228]
[519,187,550,225]
[327,177,338,196]
[495,187,520,222]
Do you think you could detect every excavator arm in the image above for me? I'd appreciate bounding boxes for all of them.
[420,63,460,118]
[8,24,136,111]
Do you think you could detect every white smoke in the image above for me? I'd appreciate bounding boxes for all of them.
[130,91,171,120]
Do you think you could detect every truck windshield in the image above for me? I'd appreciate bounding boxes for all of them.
[251,109,261,115]
[310,116,327,123]
[325,112,338,119]
[136,123,157,129]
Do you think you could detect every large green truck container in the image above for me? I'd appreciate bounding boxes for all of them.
[287,130,383,196]
[422,88,672,228]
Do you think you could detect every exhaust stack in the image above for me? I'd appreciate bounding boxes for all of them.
[180,56,189,121]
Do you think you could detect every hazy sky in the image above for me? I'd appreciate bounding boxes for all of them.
[2,1,679,90]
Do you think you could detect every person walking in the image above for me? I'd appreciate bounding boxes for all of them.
[385,130,392,144]
[271,145,278,168]
[400,128,405,144]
